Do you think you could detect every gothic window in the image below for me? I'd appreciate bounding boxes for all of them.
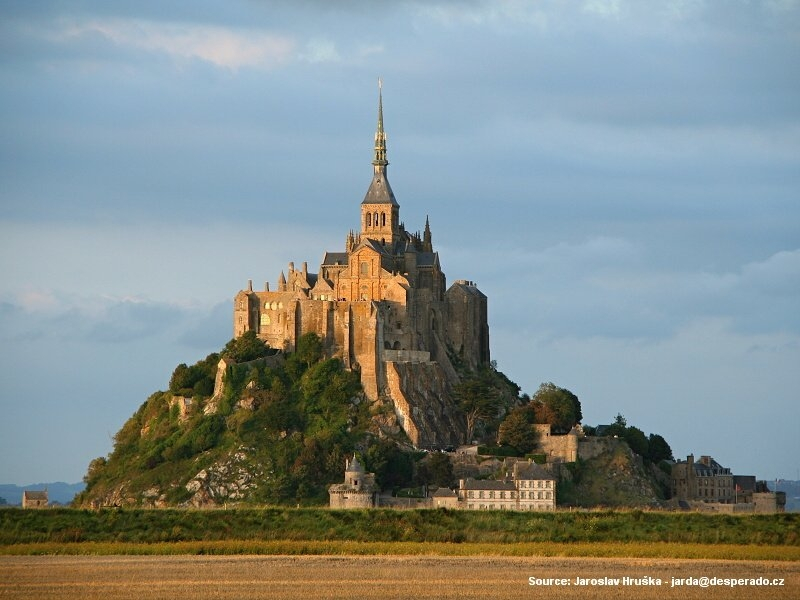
[381,212,386,226]
[366,213,371,227]
[374,211,378,226]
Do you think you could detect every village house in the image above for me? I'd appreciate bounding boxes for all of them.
[22,490,48,509]
[671,454,734,505]
[459,460,556,511]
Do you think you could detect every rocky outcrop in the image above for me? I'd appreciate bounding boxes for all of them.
[565,440,664,507]
[183,448,262,507]
[384,360,466,448]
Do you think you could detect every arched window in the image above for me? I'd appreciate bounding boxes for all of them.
[366,213,371,227]
[374,212,378,226]
[381,212,386,227]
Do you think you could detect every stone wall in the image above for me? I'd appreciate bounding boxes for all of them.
[384,361,466,448]
[382,349,430,363]
[535,425,579,462]
[329,489,374,509]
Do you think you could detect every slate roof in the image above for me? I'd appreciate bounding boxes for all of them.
[322,252,349,266]
[514,461,556,481]
[416,252,438,267]
[448,280,487,298]
[362,170,398,206]
[460,479,516,491]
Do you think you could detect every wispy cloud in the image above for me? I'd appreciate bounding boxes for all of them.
[50,18,296,70]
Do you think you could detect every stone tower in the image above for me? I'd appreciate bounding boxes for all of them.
[361,79,400,248]
[233,82,490,448]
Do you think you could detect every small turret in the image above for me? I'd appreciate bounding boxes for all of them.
[423,215,433,252]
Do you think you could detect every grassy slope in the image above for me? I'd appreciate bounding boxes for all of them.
[2,508,797,548]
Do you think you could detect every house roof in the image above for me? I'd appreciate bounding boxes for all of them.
[23,490,48,500]
[514,461,556,481]
[431,487,458,498]
[460,479,516,491]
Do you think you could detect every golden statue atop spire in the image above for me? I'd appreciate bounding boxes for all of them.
[373,78,388,167]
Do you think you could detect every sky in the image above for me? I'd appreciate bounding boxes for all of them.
[1,0,798,486]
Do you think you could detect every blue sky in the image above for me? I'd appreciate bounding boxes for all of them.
[1,0,798,486]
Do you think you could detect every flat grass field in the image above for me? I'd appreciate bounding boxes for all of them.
[1,554,798,600]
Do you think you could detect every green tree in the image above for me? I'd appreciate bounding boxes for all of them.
[454,376,500,444]
[647,433,673,462]
[623,425,649,457]
[531,382,582,433]
[221,330,272,362]
[606,413,627,437]
[365,441,414,490]
[497,404,538,454]
[417,452,455,488]
[83,456,107,487]
[169,363,192,394]
[295,332,323,368]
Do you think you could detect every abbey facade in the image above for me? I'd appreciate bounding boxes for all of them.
[233,85,489,448]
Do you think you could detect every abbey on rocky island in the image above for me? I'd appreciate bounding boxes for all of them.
[233,83,489,448]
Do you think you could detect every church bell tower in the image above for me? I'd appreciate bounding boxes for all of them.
[361,79,400,247]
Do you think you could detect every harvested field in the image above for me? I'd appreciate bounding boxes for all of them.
[1,555,797,600]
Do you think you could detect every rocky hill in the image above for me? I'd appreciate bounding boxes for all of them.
[77,332,670,509]
[77,333,519,508]
[558,439,671,507]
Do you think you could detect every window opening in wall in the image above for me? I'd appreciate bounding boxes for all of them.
[381,213,386,226]
[366,213,371,227]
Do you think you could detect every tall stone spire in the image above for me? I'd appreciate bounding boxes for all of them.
[373,78,388,169]
[362,78,399,246]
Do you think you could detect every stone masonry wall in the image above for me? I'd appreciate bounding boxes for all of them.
[384,360,466,447]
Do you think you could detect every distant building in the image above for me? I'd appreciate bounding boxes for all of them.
[328,455,378,509]
[22,490,48,509]
[671,454,734,505]
[459,460,556,511]
[431,487,459,509]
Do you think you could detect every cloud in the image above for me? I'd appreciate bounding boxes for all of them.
[443,235,800,342]
[44,18,296,70]
[299,38,341,63]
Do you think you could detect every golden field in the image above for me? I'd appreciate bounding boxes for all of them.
[1,554,798,600]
